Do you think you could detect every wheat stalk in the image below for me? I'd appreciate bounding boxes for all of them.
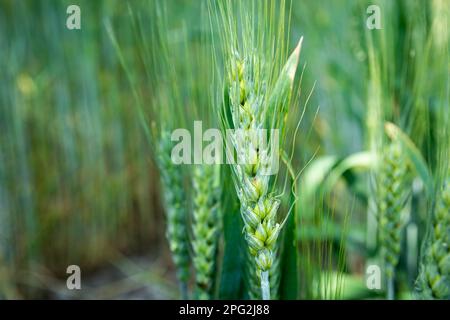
[377,139,409,300]
[192,164,221,299]
[246,246,280,299]
[415,181,450,299]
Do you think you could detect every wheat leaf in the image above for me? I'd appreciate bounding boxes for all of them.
[323,151,376,195]
[266,37,303,131]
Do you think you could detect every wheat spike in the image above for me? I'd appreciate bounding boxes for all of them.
[213,0,302,300]
[377,139,408,299]
[192,164,221,299]
[416,181,450,299]
[157,130,190,298]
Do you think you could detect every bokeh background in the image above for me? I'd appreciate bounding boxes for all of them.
[0,0,448,299]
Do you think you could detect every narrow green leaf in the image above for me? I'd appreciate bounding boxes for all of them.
[218,166,245,299]
[323,151,376,194]
[279,151,299,299]
[279,207,298,299]
[266,37,303,130]
[302,155,339,200]
[299,156,339,221]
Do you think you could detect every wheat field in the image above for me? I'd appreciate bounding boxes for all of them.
[0,0,448,300]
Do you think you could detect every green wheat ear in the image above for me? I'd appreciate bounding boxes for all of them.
[377,139,409,300]
[158,130,191,298]
[192,164,222,299]
[224,40,301,300]
[416,181,450,299]
[212,0,303,299]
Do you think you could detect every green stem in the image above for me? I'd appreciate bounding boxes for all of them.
[387,275,394,300]
[180,281,188,300]
[261,271,271,300]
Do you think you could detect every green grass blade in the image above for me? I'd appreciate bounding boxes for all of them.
[323,151,376,194]
[266,38,303,132]
[218,166,245,299]
[279,151,299,299]
[279,207,298,299]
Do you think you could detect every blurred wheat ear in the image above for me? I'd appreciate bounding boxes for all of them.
[192,164,222,299]
[377,136,410,300]
[415,181,450,299]
[157,131,191,297]
[107,0,193,298]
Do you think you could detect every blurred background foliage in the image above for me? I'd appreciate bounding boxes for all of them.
[0,0,448,299]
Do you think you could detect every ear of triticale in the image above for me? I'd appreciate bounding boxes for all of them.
[157,130,190,297]
[192,164,222,299]
[416,181,450,299]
